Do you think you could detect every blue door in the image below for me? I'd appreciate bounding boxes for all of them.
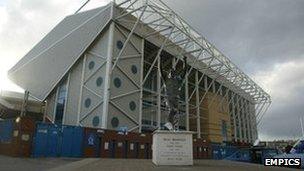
[61,126,84,157]
[47,125,61,157]
[61,126,73,157]
[70,127,84,157]
[33,123,49,157]
[33,123,84,158]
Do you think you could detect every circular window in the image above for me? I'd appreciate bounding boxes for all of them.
[84,98,91,108]
[92,116,100,127]
[131,65,138,74]
[96,77,103,87]
[111,117,119,128]
[114,77,122,88]
[116,40,124,50]
[129,101,136,111]
[88,61,95,70]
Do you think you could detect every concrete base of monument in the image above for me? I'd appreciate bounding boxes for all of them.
[152,130,194,166]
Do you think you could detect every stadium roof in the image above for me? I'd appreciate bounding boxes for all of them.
[8,0,271,113]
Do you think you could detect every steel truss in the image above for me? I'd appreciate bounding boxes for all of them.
[78,0,271,142]
[112,0,271,142]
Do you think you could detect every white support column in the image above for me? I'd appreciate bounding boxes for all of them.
[157,51,161,129]
[246,104,249,143]
[185,72,190,131]
[236,95,242,142]
[240,99,244,142]
[20,90,29,117]
[53,87,59,124]
[251,105,255,143]
[246,101,252,143]
[195,71,201,138]
[102,22,115,129]
[231,93,237,141]
[240,97,253,143]
[43,101,48,122]
[139,38,145,133]
[204,76,208,91]
[250,103,257,141]
[20,90,30,117]
[241,99,248,143]
[212,81,216,93]
[253,104,258,141]
[77,55,86,126]
[62,73,70,125]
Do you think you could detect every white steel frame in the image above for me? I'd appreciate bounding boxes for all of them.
[76,0,271,142]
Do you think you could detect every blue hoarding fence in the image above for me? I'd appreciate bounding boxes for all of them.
[32,123,84,157]
[61,125,84,157]
[224,148,251,162]
[211,144,238,160]
[0,119,14,143]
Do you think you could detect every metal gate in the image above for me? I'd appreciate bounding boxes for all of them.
[32,123,83,157]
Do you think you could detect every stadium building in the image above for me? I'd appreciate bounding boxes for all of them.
[8,0,271,144]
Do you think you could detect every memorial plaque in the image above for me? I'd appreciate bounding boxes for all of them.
[152,130,193,166]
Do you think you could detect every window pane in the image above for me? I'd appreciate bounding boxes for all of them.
[55,80,67,124]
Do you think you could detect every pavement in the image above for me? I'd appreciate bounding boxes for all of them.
[0,155,299,171]
[0,155,79,171]
[49,159,299,171]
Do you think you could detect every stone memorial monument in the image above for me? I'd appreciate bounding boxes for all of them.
[152,57,193,166]
[152,130,193,166]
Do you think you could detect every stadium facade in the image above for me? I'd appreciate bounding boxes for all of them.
[8,0,271,144]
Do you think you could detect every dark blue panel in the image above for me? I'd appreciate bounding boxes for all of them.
[61,126,72,157]
[61,126,84,157]
[32,123,49,157]
[33,123,83,158]
[212,145,239,160]
[47,125,61,157]
[0,119,14,143]
[71,127,84,157]
[225,148,251,162]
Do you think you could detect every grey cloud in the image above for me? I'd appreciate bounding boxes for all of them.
[164,0,304,73]
[163,0,304,140]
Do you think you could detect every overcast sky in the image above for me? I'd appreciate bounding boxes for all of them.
[0,0,303,141]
